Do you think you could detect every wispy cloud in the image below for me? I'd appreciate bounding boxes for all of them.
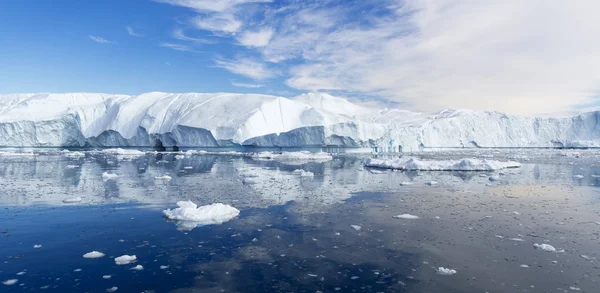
[154,0,272,13]
[126,26,144,37]
[237,28,273,47]
[159,42,198,53]
[173,28,216,44]
[88,35,114,44]
[215,57,273,80]
[231,81,264,88]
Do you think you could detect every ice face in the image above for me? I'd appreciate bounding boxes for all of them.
[0,92,598,150]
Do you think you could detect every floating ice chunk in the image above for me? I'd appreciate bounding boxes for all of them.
[509,238,524,242]
[83,251,105,259]
[350,225,361,231]
[106,286,118,292]
[154,175,172,181]
[436,267,457,275]
[102,275,111,279]
[573,175,584,179]
[62,197,82,203]
[160,265,169,270]
[16,272,26,276]
[114,255,137,265]
[183,166,193,170]
[366,158,520,171]
[393,214,420,220]
[252,151,332,162]
[519,264,529,268]
[569,287,581,291]
[292,169,314,178]
[3,279,18,285]
[163,201,240,229]
[425,181,438,186]
[66,165,79,169]
[130,265,144,271]
[102,172,118,181]
[102,148,144,156]
[34,244,42,248]
[400,181,413,186]
[175,155,185,160]
[62,150,85,157]
[534,243,557,252]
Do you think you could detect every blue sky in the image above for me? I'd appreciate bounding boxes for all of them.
[1,0,599,114]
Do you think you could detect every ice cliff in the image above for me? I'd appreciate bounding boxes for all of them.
[0,92,598,151]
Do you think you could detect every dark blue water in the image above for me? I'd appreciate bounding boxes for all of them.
[1,150,599,292]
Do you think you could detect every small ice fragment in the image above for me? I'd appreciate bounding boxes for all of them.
[513,211,521,215]
[519,264,529,268]
[130,265,144,271]
[154,175,172,181]
[3,279,18,286]
[569,287,581,291]
[102,172,118,181]
[160,265,169,270]
[573,175,584,179]
[102,275,111,279]
[114,255,137,265]
[175,155,185,160]
[436,267,457,275]
[106,286,118,292]
[533,243,557,252]
[292,169,315,177]
[425,181,438,186]
[580,255,591,260]
[351,225,361,231]
[83,251,105,259]
[62,197,82,203]
[34,244,42,248]
[350,276,360,280]
[307,274,318,277]
[393,214,420,220]
[183,166,193,170]
[495,235,504,239]
[73,268,82,272]
[509,238,524,242]
[400,182,413,186]
[16,272,26,276]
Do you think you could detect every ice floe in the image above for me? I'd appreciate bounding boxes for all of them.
[162,201,240,229]
[102,148,144,156]
[393,214,420,219]
[350,225,362,231]
[33,244,42,248]
[436,267,457,275]
[154,175,172,181]
[365,157,521,171]
[2,279,18,285]
[106,286,118,292]
[292,169,315,178]
[251,151,332,162]
[130,265,144,271]
[102,172,118,181]
[114,255,137,265]
[83,251,105,258]
[534,243,557,252]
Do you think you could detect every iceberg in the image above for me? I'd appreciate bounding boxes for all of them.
[365,158,521,171]
[163,201,240,229]
[83,251,105,258]
[0,92,599,150]
[114,255,137,265]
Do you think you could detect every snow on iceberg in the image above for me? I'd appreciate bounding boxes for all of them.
[365,157,521,171]
[162,201,240,230]
[114,255,137,265]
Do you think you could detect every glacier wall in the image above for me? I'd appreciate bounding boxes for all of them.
[0,92,599,150]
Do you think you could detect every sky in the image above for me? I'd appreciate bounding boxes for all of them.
[1,0,599,115]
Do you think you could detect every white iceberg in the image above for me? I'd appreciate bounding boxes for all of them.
[534,243,557,252]
[114,255,137,265]
[436,267,457,275]
[365,158,521,171]
[393,214,420,220]
[130,265,144,271]
[163,201,240,228]
[2,279,18,286]
[83,251,105,259]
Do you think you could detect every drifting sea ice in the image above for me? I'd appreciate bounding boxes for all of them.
[292,169,314,177]
[436,267,457,275]
[114,255,137,265]
[534,243,557,252]
[154,175,172,181]
[2,279,18,285]
[101,148,144,156]
[393,214,420,219]
[365,157,521,171]
[106,286,118,292]
[83,251,105,258]
[251,151,332,162]
[162,201,240,227]
[130,265,144,271]
[351,225,362,231]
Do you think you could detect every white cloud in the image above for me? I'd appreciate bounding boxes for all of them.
[215,58,273,80]
[237,28,273,47]
[192,13,242,33]
[126,26,144,37]
[88,35,113,44]
[173,28,215,44]
[231,81,264,88]
[154,0,271,13]
[160,42,198,52]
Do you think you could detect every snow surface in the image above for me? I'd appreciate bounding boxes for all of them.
[365,158,521,171]
[1,92,598,150]
[162,201,240,227]
[114,255,137,265]
[83,251,105,258]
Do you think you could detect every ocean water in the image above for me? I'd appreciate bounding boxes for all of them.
[0,149,599,292]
